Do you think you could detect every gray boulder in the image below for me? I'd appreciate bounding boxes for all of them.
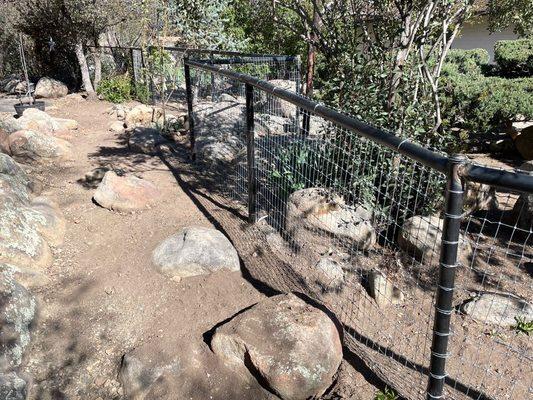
[211,293,343,400]
[286,188,376,253]
[398,215,472,266]
[0,372,27,400]
[267,79,297,119]
[0,273,37,370]
[128,127,167,155]
[152,226,240,281]
[193,100,245,164]
[461,292,533,327]
[0,109,59,134]
[34,77,68,99]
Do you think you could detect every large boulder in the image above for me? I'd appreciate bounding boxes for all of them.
[514,125,533,160]
[93,171,161,212]
[0,272,37,370]
[193,100,245,164]
[0,128,10,154]
[0,196,53,269]
[267,79,297,119]
[461,292,533,327]
[24,197,66,247]
[0,372,27,400]
[398,215,472,266]
[6,130,72,164]
[34,77,68,99]
[0,109,59,134]
[211,293,343,400]
[128,127,167,155]
[152,226,240,281]
[286,188,376,253]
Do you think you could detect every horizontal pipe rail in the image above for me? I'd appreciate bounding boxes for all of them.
[194,56,298,65]
[461,163,533,193]
[90,45,291,59]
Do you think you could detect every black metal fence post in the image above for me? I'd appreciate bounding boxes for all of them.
[427,154,467,399]
[245,83,257,223]
[209,51,216,101]
[295,55,302,135]
[184,60,196,160]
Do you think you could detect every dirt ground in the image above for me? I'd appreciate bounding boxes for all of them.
[16,97,379,400]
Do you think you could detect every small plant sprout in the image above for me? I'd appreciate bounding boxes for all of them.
[375,387,399,400]
[511,316,533,336]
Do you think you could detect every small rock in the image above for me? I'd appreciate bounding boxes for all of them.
[34,77,68,99]
[398,215,471,266]
[85,167,111,184]
[109,121,125,134]
[368,270,404,307]
[512,192,532,229]
[152,226,240,281]
[0,272,37,370]
[315,257,344,289]
[93,171,161,212]
[461,292,533,327]
[212,293,342,400]
[464,181,497,215]
[53,118,78,131]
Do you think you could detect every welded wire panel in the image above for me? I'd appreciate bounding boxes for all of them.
[186,58,532,400]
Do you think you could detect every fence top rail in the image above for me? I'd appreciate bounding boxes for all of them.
[186,58,533,193]
[91,45,295,60]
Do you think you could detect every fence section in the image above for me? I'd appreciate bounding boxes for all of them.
[184,59,533,400]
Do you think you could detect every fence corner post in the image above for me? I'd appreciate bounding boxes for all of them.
[184,59,196,161]
[245,83,257,224]
[427,154,467,400]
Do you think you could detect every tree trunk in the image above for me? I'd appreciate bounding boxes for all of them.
[75,41,95,98]
[305,4,321,97]
[93,47,102,90]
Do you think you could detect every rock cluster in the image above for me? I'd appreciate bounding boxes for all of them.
[0,108,76,164]
[0,107,74,397]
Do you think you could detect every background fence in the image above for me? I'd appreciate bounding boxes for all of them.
[92,45,532,399]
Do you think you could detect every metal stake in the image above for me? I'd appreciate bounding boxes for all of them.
[245,83,257,223]
[184,61,196,160]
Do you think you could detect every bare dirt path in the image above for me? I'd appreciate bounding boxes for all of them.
[22,98,269,399]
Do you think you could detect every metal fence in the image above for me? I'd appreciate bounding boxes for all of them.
[182,57,533,400]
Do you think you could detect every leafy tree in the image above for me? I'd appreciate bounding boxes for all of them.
[488,0,533,38]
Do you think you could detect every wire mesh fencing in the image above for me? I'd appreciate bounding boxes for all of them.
[184,58,533,400]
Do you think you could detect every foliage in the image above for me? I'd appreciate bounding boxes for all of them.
[488,0,533,38]
[375,387,399,400]
[494,39,533,78]
[96,74,132,103]
[511,316,533,335]
[441,47,533,135]
[134,83,151,104]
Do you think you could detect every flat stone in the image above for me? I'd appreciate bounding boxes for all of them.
[152,226,240,281]
[93,171,161,212]
[462,292,533,327]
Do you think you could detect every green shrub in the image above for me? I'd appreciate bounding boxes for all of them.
[97,74,132,103]
[442,73,533,133]
[443,48,489,76]
[494,39,533,78]
[133,83,151,104]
